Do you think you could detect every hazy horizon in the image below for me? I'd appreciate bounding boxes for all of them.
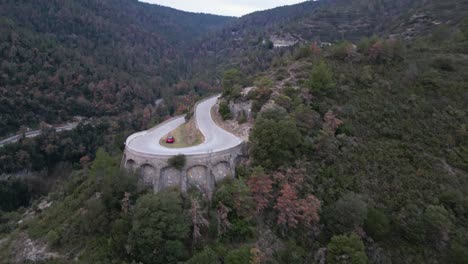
[139,0,307,16]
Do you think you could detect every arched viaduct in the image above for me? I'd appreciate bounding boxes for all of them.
[121,95,247,197]
[122,143,246,197]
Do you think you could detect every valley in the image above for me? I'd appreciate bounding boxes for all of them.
[0,0,467,263]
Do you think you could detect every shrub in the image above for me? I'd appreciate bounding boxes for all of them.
[219,100,232,120]
[225,246,252,264]
[294,44,312,60]
[327,233,368,264]
[46,230,61,247]
[308,61,334,93]
[324,193,367,234]
[222,69,243,100]
[331,41,355,60]
[364,208,390,241]
[168,154,186,170]
[237,111,247,124]
[432,57,456,72]
[187,247,219,264]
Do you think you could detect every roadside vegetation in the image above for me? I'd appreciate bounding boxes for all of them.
[160,117,205,148]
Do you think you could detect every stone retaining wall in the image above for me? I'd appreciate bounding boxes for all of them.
[122,142,247,197]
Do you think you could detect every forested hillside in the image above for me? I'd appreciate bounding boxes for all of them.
[0,0,467,263]
[0,0,233,136]
[190,0,468,79]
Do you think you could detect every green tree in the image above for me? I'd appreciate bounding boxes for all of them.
[222,69,242,100]
[324,193,367,234]
[308,61,334,93]
[128,190,190,264]
[89,148,118,180]
[225,246,252,264]
[212,178,254,242]
[364,208,390,241]
[254,76,273,89]
[109,218,131,259]
[274,241,307,264]
[186,247,219,264]
[218,100,232,120]
[450,242,468,264]
[423,205,452,245]
[250,108,302,170]
[46,230,61,247]
[396,203,426,242]
[327,233,368,264]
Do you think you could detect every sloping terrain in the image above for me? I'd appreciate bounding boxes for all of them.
[0,0,233,136]
[189,0,468,79]
[0,0,467,263]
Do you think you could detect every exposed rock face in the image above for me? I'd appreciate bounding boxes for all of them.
[229,100,253,120]
[10,233,60,263]
[270,33,299,48]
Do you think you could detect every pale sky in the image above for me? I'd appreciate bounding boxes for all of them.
[139,0,308,17]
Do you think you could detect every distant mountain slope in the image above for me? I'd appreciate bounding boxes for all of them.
[0,0,233,136]
[189,0,468,78]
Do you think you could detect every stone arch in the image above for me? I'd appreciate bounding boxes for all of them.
[160,167,181,191]
[139,164,156,188]
[126,159,136,172]
[212,161,231,183]
[186,165,210,192]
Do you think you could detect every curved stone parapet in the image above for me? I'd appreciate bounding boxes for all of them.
[123,143,246,196]
[121,95,247,197]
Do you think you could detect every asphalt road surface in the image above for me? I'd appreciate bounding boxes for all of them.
[0,123,78,147]
[126,95,243,156]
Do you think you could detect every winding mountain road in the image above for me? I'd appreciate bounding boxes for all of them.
[125,95,243,156]
[0,123,78,147]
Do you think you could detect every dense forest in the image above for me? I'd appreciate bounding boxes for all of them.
[0,0,233,136]
[1,0,468,263]
[190,0,468,81]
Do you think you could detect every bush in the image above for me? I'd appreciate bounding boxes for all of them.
[187,247,219,264]
[450,242,468,264]
[294,44,312,60]
[327,233,368,264]
[219,100,232,120]
[364,208,390,241]
[308,61,334,93]
[222,69,243,100]
[168,154,186,170]
[432,57,456,72]
[225,246,252,264]
[46,230,61,247]
[324,193,367,234]
[331,41,355,60]
[237,111,247,124]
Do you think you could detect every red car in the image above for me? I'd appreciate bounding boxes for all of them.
[166,136,175,144]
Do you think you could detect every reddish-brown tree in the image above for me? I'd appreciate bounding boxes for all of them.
[275,183,300,228]
[297,195,321,227]
[247,167,273,213]
[323,110,344,135]
[275,183,321,230]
